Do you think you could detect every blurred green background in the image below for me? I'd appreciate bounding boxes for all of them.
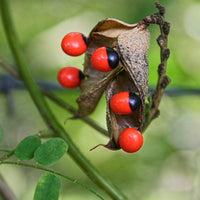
[0,0,200,199]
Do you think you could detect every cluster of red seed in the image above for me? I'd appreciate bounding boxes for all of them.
[58,32,143,153]
[57,32,86,89]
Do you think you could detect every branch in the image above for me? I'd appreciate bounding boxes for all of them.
[0,161,104,200]
[0,60,19,78]
[0,150,14,162]
[0,0,126,199]
[140,2,171,131]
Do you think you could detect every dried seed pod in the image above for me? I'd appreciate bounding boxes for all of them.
[104,70,143,150]
[76,19,137,117]
[117,24,150,103]
[75,19,150,151]
[104,24,150,150]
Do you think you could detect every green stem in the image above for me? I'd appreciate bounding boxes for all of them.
[0,149,13,153]
[0,161,104,200]
[0,150,14,161]
[0,1,127,199]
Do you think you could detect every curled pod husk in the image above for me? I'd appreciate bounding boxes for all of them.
[76,19,137,117]
[104,24,150,150]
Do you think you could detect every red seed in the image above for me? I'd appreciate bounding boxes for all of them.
[57,67,84,89]
[91,47,119,72]
[110,92,131,114]
[110,92,141,114]
[119,128,143,153]
[61,32,87,56]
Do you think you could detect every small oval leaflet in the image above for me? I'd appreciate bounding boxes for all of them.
[34,138,68,166]
[34,173,61,200]
[14,136,41,160]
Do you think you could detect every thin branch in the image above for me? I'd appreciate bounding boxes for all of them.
[0,70,200,97]
[0,1,127,199]
[0,60,19,78]
[0,149,12,153]
[140,2,171,131]
[0,150,14,162]
[0,161,104,200]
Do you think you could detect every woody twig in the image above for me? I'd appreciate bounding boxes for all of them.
[141,2,171,131]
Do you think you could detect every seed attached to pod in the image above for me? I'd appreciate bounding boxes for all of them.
[110,92,141,115]
[57,66,84,89]
[119,128,143,153]
[61,32,87,56]
[91,46,119,72]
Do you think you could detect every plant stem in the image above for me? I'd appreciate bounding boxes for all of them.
[0,60,19,78]
[0,1,127,199]
[140,2,170,132]
[0,150,15,161]
[0,149,13,153]
[0,161,104,200]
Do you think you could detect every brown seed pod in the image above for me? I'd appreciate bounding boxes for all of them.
[104,25,150,150]
[76,18,137,118]
[75,19,150,150]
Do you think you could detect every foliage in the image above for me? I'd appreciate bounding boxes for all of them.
[33,173,61,200]
[15,136,41,160]
[34,138,68,166]
[0,1,200,200]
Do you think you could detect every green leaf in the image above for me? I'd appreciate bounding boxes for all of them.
[34,173,61,200]
[0,125,3,141]
[34,138,68,166]
[15,136,41,160]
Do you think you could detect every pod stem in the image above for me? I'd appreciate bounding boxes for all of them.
[140,2,171,131]
[0,0,127,199]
